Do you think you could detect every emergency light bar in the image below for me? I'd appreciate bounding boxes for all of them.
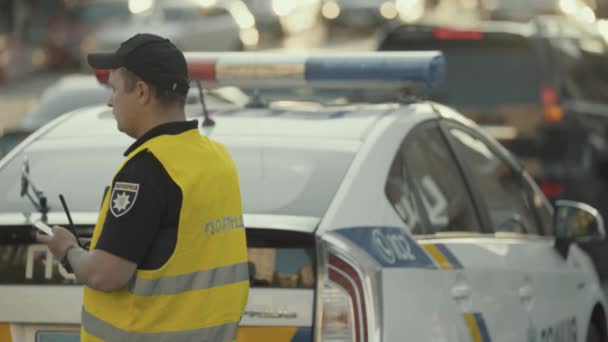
[95,52,445,91]
[185,51,444,89]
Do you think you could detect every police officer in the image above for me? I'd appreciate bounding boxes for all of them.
[37,33,250,341]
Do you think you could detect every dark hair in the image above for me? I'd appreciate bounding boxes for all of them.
[119,67,186,109]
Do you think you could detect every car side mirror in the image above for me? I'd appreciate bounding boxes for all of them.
[554,200,605,255]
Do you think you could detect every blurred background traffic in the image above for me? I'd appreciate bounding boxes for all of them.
[4,0,608,282]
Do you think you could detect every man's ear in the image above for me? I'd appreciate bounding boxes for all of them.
[136,81,153,105]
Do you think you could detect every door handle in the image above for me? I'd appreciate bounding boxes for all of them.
[451,284,471,300]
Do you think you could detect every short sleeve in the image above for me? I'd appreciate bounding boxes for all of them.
[95,150,169,265]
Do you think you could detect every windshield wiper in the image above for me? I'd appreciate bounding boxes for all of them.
[20,158,50,222]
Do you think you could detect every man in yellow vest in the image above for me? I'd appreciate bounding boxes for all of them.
[37,33,250,341]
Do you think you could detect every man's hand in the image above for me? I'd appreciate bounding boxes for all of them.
[36,226,78,259]
[36,225,136,292]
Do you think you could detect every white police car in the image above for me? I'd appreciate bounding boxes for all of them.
[0,52,606,342]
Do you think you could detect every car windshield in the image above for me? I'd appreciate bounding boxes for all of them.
[380,34,542,109]
[0,139,352,218]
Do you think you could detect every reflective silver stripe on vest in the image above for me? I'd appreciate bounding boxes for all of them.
[128,262,249,296]
[82,308,239,342]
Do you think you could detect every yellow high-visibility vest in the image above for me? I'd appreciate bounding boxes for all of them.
[81,128,249,342]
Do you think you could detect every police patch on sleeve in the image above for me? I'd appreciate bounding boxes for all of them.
[110,182,140,218]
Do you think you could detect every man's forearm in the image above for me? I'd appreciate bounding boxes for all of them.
[65,247,97,288]
[65,246,136,292]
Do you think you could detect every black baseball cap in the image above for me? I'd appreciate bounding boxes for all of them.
[88,33,190,96]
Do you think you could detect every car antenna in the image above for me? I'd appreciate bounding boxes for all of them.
[20,158,50,223]
[59,194,83,248]
[196,80,215,127]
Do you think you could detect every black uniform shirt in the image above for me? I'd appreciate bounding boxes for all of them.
[95,120,198,270]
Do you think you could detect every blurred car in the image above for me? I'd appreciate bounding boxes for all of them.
[20,74,111,131]
[269,0,322,34]
[321,0,400,30]
[243,0,284,35]
[0,52,607,342]
[379,16,608,284]
[91,0,259,55]
[0,74,111,160]
[244,0,321,36]
[479,0,596,22]
[45,0,131,69]
[0,71,236,160]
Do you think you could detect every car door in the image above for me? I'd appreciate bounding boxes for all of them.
[378,120,471,341]
[442,121,582,341]
[389,120,529,341]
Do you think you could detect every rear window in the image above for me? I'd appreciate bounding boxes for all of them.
[0,147,124,215]
[380,31,542,109]
[0,227,316,288]
[0,139,351,217]
[247,229,315,289]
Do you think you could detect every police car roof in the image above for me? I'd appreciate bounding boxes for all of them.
[40,103,394,143]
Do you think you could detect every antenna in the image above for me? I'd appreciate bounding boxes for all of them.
[196,80,215,127]
[59,194,82,247]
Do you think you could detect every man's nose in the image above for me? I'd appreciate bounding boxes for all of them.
[107,96,113,108]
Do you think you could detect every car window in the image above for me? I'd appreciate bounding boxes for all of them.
[388,123,481,234]
[246,228,316,289]
[0,148,124,214]
[522,173,554,235]
[0,142,352,218]
[248,247,315,288]
[446,127,541,235]
[385,147,424,234]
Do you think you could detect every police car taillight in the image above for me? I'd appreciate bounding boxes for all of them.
[321,254,368,342]
[322,284,356,341]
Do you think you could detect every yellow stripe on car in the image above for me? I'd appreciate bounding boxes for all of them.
[236,327,298,341]
[422,244,454,270]
[464,313,483,342]
[0,323,11,342]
